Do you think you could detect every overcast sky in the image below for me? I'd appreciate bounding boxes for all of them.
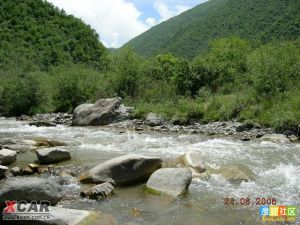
[46,0,208,48]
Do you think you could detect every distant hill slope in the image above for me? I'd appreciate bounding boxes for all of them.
[0,0,106,71]
[124,0,300,58]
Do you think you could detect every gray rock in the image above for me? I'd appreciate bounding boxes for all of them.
[1,205,116,225]
[72,98,132,126]
[260,134,290,143]
[146,168,192,197]
[288,135,299,142]
[79,154,162,186]
[236,123,254,132]
[144,113,164,127]
[0,177,63,206]
[0,149,17,165]
[179,151,206,173]
[36,148,71,164]
[81,182,114,199]
[218,163,254,182]
[0,165,8,178]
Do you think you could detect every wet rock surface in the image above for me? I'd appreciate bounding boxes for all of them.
[0,137,67,153]
[0,149,17,165]
[36,148,71,164]
[81,182,114,199]
[0,177,63,206]
[146,168,192,197]
[79,154,162,186]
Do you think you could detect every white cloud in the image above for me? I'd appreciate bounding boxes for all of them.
[47,0,148,48]
[154,0,192,23]
[146,17,157,27]
[46,0,199,48]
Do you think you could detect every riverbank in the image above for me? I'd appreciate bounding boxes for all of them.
[15,112,299,143]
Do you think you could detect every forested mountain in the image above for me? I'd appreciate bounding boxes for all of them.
[125,0,300,58]
[0,0,107,72]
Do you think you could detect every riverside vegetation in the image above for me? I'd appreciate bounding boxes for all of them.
[0,0,300,135]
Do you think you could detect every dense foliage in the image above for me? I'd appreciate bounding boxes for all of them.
[0,0,299,135]
[0,0,107,72]
[125,0,300,58]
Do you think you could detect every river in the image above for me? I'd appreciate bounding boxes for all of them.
[0,117,299,225]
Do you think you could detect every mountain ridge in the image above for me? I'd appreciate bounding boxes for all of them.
[124,0,300,58]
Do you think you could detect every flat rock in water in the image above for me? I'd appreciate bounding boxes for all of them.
[0,177,63,206]
[146,168,192,197]
[0,149,17,165]
[79,154,162,186]
[36,148,71,164]
[260,134,290,143]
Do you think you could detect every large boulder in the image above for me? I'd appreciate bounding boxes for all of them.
[72,98,132,126]
[36,148,71,164]
[0,177,63,206]
[79,154,162,186]
[0,149,17,165]
[0,165,7,178]
[0,206,116,225]
[260,134,290,143]
[218,163,254,182]
[144,113,164,127]
[146,168,192,197]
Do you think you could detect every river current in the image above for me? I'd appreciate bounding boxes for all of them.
[0,118,299,225]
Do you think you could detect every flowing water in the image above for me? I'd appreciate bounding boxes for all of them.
[0,117,299,225]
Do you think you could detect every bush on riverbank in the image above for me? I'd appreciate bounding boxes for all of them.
[0,37,299,133]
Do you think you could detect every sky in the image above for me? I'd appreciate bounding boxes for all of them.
[46,0,208,48]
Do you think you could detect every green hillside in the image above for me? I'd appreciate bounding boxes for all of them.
[125,0,300,58]
[0,0,107,72]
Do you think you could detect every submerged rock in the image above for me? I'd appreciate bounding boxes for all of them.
[0,206,116,225]
[0,149,17,165]
[36,148,71,164]
[218,163,254,182]
[79,154,162,186]
[144,113,164,127]
[81,182,114,199]
[0,137,67,153]
[146,168,192,197]
[72,98,132,126]
[0,177,63,206]
[0,165,8,178]
[260,134,290,143]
